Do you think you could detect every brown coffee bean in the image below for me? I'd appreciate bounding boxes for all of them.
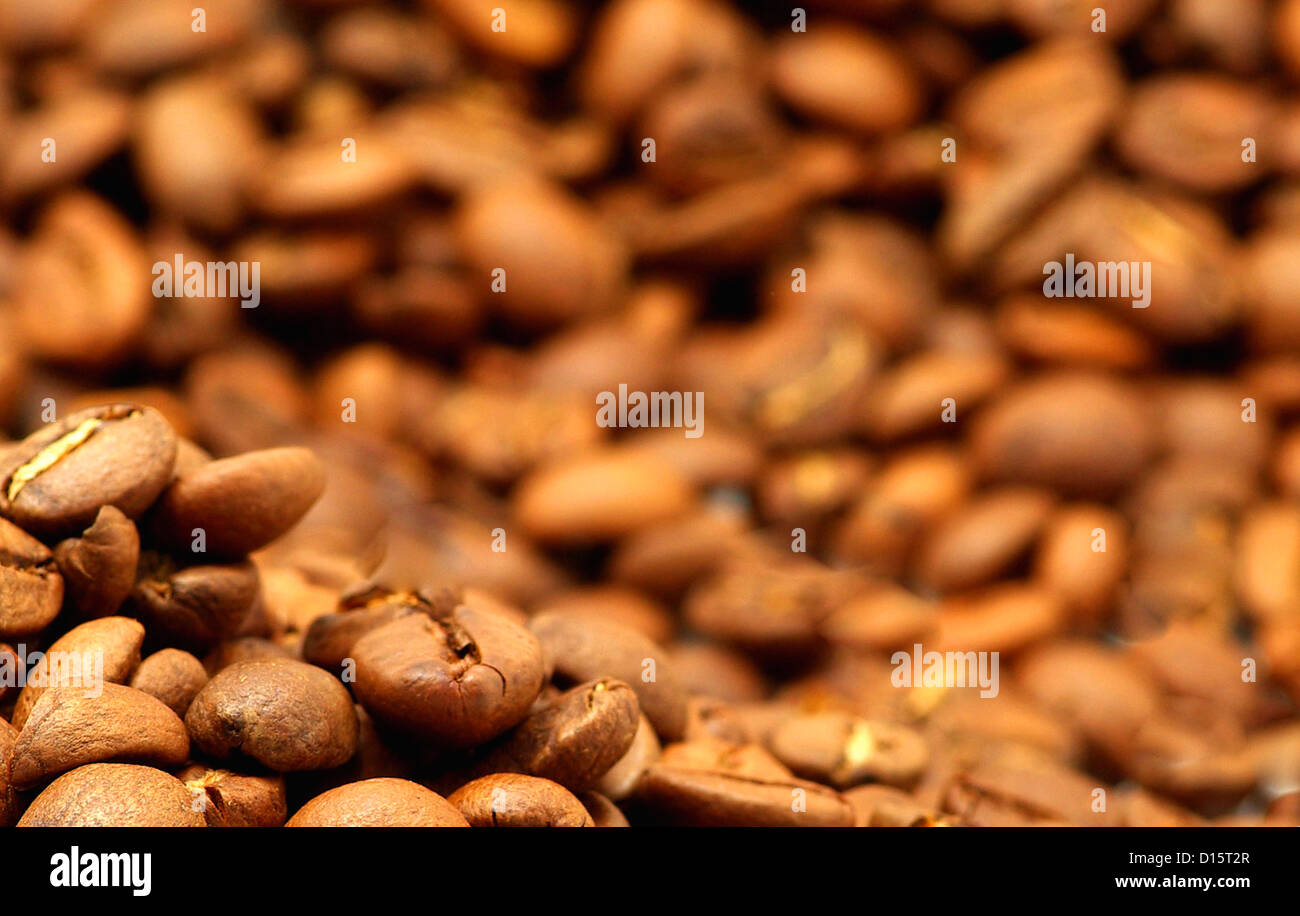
[942,760,1120,827]
[352,592,545,748]
[53,505,139,619]
[1115,74,1270,192]
[476,679,640,791]
[844,784,937,827]
[130,552,260,648]
[288,778,467,827]
[135,73,264,234]
[913,487,1055,594]
[0,516,63,638]
[186,657,359,772]
[820,585,937,654]
[302,585,423,676]
[515,449,695,544]
[0,717,18,827]
[152,447,326,558]
[933,584,1063,656]
[970,372,1154,497]
[635,758,854,827]
[768,713,929,790]
[178,765,287,827]
[11,616,145,729]
[129,648,208,717]
[833,445,971,575]
[1033,504,1128,627]
[17,763,206,827]
[994,295,1155,370]
[580,790,630,827]
[0,404,178,538]
[530,610,687,741]
[10,194,150,369]
[770,23,921,135]
[595,713,662,801]
[1016,640,1160,742]
[449,773,594,827]
[10,684,190,789]
[455,177,627,327]
[865,350,1010,442]
[0,88,131,201]
[669,642,768,703]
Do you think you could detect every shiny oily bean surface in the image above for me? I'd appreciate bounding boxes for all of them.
[0,405,177,538]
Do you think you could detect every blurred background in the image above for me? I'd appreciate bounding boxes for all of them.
[2,0,1300,824]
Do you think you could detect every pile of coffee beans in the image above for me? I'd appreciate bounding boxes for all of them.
[2,0,1300,827]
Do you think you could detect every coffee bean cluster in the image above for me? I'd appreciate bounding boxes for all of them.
[2,0,1300,827]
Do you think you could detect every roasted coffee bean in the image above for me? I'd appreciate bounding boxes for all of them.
[579,790,630,827]
[530,611,687,741]
[0,516,63,638]
[301,585,423,676]
[152,447,326,558]
[11,616,145,729]
[596,713,662,801]
[352,591,545,748]
[129,648,209,717]
[844,784,937,827]
[473,679,640,791]
[10,684,190,789]
[288,778,468,827]
[0,718,18,827]
[130,552,260,648]
[449,773,594,827]
[514,449,695,544]
[0,404,177,538]
[53,505,139,619]
[18,763,206,827]
[635,752,855,827]
[179,765,288,827]
[186,657,359,772]
[767,714,929,790]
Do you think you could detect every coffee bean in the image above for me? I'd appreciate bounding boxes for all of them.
[0,516,63,638]
[0,717,18,827]
[301,584,423,677]
[53,504,139,619]
[352,591,545,748]
[130,551,260,648]
[178,765,287,827]
[473,678,640,791]
[186,657,359,771]
[448,773,594,827]
[129,648,209,717]
[17,763,207,827]
[287,778,468,827]
[595,713,661,801]
[530,611,687,741]
[0,404,177,538]
[151,447,326,559]
[10,194,151,370]
[635,751,855,827]
[11,616,145,729]
[913,487,1055,594]
[970,373,1154,498]
[10,684,190,789]
[844,784,936,827]
[579,790,630,827]
[768,714,929,790]
[514,449,695,544]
